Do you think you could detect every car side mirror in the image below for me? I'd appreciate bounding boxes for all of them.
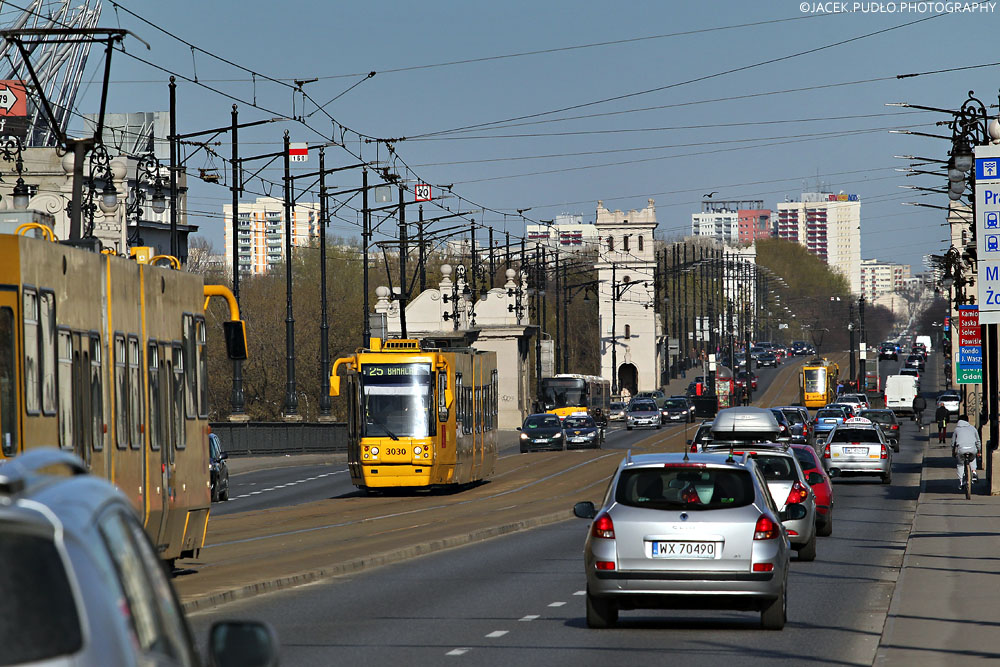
[573,501,596,519]
[515,426,521,431]
[779,503,807,522]
[806,471,824,486]
[209,620,279,667]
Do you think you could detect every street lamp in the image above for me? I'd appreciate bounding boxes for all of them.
[1,137,29,211]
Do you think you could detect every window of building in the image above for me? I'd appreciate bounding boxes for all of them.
[623,236,630,252]
[638,236,644,252]
[625,324,631,339]
[607,236,614,251]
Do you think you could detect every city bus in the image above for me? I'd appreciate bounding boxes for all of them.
[799,358,839,408]
[539,373,611,424]
[330,338,497,491]
[0,224,248,566]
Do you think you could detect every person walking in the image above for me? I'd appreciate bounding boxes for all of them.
[935,403,950,444]
[951,414,981,489]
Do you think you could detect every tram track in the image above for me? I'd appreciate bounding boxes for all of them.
[175,360,812,612]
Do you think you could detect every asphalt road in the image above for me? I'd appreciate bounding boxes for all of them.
[188,402,924,667]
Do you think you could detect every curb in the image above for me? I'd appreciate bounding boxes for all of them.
[182,508,574,614]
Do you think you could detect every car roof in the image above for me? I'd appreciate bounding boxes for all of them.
[623,452,752,469]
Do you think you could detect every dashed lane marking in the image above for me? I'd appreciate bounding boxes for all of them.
[446,648,469,656]
[485,630,508,638]
[231,471,344,500]
[548,601,566,607]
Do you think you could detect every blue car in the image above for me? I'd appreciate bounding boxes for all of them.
[811,406,851,442]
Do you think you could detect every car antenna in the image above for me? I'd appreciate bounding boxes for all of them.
[625,449,632,465]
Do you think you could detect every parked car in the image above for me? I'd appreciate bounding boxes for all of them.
[518,413,566,452]
[776,406,811,445]
[626,399,663,430]
[822,417,893,484]
[0,448,278,667]
[860,408,901,451]
[937,390,960,418]
[609,401,627,421]
[209,432,231,502]
[563,415,605,449]
[662,396,696,423]
[790,443,834,536]
[573,452,800,629]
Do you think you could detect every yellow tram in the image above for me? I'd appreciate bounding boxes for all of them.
[799,357,839,409]
[0,225,246,563]
[330,338,498,491]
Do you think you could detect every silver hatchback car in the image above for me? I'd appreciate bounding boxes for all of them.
[574,452,803,630]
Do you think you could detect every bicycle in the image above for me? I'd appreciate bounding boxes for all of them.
[961,452,976,500]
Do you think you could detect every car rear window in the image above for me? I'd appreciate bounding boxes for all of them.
[0,531,83,663]
[781,409,805,425]
[792,447,819,471]
[524,416,560,428]
[630,401,657,411]
[752,454,798,481]
[615,466,754,510]
[816,409,844,419]
[861,411,893,425]
[831,427,881,442]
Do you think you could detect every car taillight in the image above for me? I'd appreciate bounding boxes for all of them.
[881,444,888,460]
[754,515,779,540]
[786,481,809,505]
[592,513,615,539]
[690,442,698,453]
[891,424,899,430]
[823,444,831,459]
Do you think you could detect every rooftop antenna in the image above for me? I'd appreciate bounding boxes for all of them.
[625,449,632,465]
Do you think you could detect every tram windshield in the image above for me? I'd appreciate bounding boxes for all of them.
[540,378,586,410]
[803,368,825,394]
[361,363,435,439]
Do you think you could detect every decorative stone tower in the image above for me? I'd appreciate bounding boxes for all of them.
[594,199,659,396]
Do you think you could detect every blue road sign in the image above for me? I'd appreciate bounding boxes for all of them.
[958,345,983,367]
[978,157,1000,180]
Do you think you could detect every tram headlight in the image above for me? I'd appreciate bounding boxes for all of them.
[413,446,422,456]
[371,447,379,457]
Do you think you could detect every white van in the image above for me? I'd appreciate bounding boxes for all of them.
[885,374,919,415]
[915,335,932,353]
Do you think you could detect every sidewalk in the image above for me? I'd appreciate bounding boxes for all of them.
[877,433,1000,664]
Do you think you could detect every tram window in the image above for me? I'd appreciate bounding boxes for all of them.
[56,330,72,451]
[455,374,463,426]
[90,335,103,452]
[23,289,39,415]
[114,334,127,449]
[148,343,160,451]
[172,346,185,450]
[182,314,195,418]
[1,307,17,456]
[475,387,482,433]
[464,387,473,435]
[196,318,208,417]
[128,337,141,449]
[40,291,56,415]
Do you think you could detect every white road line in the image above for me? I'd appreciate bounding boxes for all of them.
[548,601,566,607]
[446,648,469,656]
[573,590,585,596]
[519,615,539,622]
[485,630,508,638]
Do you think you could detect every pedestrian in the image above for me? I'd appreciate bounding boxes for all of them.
[951,414,981,489]
[836,381,844,395]
[741,384,751,406]
[935,403,950,444]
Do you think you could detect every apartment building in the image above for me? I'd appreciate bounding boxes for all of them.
[774,192,861,294]
[223,197,321,274]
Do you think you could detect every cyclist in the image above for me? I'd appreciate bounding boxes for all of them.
[935,403,950,444]
[951,414,981,490]
[912,394,927,427]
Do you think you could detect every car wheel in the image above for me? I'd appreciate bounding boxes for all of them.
[797,533,817,561]
[893,442,900,453]
[760,580,787,630]
[586,592,618,628]
[817,510,833,537]
[210,484,218,503]
[220,481,230,502]
[520,447,527,454]
[882,469,893,485]
[656,423,662,430]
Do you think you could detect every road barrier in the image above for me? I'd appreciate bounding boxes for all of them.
[209,422,348,456]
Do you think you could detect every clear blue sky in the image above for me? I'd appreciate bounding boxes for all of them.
[57,0,1000,272]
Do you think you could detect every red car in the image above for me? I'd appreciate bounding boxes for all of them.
[791,444,834,537]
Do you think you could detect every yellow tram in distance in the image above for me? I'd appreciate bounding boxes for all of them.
[538,373,611,424]
[0,224,247,565]
[331,338,498,491]
[799,357,840,408]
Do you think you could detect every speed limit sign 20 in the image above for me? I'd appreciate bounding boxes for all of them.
[414,183,432,202]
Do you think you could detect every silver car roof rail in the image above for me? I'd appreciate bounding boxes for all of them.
[0,449,89,495]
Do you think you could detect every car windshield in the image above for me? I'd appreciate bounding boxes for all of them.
[524,415,561,429]
[563,417,594,428]
[629,401,657,412]
[615,466,754,510]
[361,363,435,438]
[610,402,625,410]
[752,454,798,482]
[831,427,881,442]
[664,399,687,408]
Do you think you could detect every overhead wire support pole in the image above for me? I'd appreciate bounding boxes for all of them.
[318,147,331,418]
[169,77,178,258]
[282,130,298,418]
[363,168,371,345]
[399,183,408,339]
[230,104,245,417]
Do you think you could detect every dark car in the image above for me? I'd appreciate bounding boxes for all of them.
[860,409,901,451]
[777,406,811,445]
[790,341,809,356]
[562,415,604,449]
[878,342,898,361]
[687,420,715,452]
[757,351,778,368]
[736,370,758,391]
[519,413,566,452]
[905,354,925,371]
[768,408,793,441]
[209,432,230,502]
[662,396,696,423]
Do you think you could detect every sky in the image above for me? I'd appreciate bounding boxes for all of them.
[26,0,1000,273]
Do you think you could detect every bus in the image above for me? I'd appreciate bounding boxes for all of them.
[539,374,611,424]
[0,224,247,566]
[799,358,840,408]
[330,338,497,491]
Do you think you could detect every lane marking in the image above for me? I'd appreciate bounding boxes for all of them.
[485,630,508,638]
[519,615,539,621]
[446,648,469,656]
[229,470,346,501]
[573,590,585,596]
[548,601,566,607]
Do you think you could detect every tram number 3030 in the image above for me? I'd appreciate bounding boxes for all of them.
[384,448,408,456]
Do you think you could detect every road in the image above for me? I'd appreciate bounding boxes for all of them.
[186,355,927,666]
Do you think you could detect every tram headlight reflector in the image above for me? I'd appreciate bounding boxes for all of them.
[414,446,422,456]
[371,447,379,456]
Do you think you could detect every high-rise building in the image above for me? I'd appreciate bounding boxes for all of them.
[525,213,600,254]
[738,208,771,244]
[774,193,861,294]
[223,197,321,275]
[860,259,912,300]
[692,200,768,246]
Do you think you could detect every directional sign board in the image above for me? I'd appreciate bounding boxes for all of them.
[0,80,28,143]
[956,305,982,384]
[976,144,1000,322]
